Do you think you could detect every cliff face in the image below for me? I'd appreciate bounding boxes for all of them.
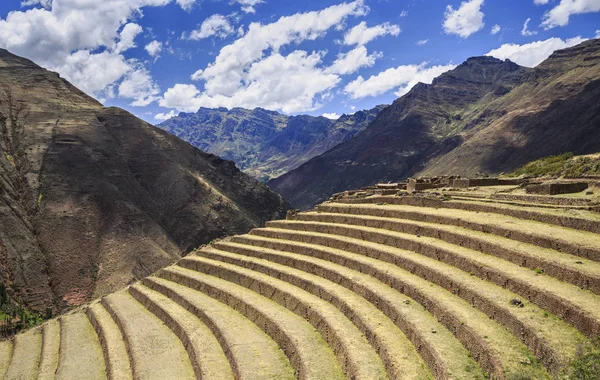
[0,49,288,314]
[159,105,386,182]
[269,39,600,210]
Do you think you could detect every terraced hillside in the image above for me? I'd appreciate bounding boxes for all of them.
[2,187,600,379]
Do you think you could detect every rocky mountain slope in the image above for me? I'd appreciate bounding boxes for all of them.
[270,38,600,209]
[159,105,386,182]
[0,49,288,318]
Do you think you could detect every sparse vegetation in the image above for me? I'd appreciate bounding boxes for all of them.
[509,152,600,178]
[561,337,600,379]
[509,152,574,177]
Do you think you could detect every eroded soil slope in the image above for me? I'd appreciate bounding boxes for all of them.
[0,49,288,314]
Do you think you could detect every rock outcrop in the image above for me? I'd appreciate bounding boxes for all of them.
[269,39,600,209]
[0,49,288,315]
[159,105,386,182]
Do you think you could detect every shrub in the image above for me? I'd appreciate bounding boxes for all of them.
[562,336,600,379]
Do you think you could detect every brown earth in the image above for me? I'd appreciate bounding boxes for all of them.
[269,39,600,210]
[0,49,289,315]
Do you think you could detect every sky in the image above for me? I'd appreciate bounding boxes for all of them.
[0,0,598,123]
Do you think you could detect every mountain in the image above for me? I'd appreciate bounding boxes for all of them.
[269,39,600,209]
[159,105,386,182]
[0,49,288,318]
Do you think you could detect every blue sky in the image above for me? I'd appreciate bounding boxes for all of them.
[0,0,598,123]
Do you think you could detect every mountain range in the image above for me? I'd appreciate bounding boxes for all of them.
[159,105,386,182]
[269,38,600,209]
[0,49,288,317]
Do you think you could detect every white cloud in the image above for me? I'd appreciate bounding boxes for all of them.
[344,62,457,99]
[21,0,52,8]
[118,67,160,106]
[235,0,265,14]
[161,1,369,114]
[145,40,163,57]
[0,0,197,105]
[486,36,587,67]
[416,39,429,45]
[596,29,600,38]
[322,112,341,119]
[325,46,381,75]
[542,0,600,29]
[176,0,196,12]
[190,69,204,81]
[52,50,131,97]
[188,14,234,40]
[114,23,143,54]
[160,84,203,112]
[443,0,485,38]
[343,21,400,46]
[161,50,341,113]
[399,10,408,17]
[155,110,178,121]
[521,18,538,36]
[534,0,550,4]
[491,24,501,34]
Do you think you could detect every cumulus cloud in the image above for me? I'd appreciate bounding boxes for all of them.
[596,29,600,38]
[176,0,196,12]
[486,36,587,67]
[160,0,369,114]
[0,0,199,105]
[521,18,538,36]
[542,0,600,29]
[325,46,382,75]
[145,40,163,57]
[491,24,501,34]
[443,0,485,38]
[155,110,178,121]
[114,23,143,54]
[343,21,400,46]
[161,50,341,113]
[235,0,264,14]
[534,0,550,4]
[21,0,52,8]
[343,62,457,99]
[322,112,341,119]
[187,14,234,40]
[118,67,161,106]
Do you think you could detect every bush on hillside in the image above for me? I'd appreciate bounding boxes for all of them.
[562,336,600,379]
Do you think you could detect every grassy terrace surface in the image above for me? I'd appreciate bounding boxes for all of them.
[1,191,599,379]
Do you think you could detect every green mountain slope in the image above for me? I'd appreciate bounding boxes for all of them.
[159,105,386,182]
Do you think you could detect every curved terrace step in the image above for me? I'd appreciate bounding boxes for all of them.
[232,232,588,375]
[290,211,600,294]
[206,242,479,379]
[102,291,196,380]
[56,312,106,380]
[175,255,388,380]
[37,319,60,380]
[4,326,42,380]
[318,202,600,263]
[262,220,600,339]
[0,340,11,379]
[337,195,600,234]
[1,191,598,379]
[240,230,551,379]
[158,265,346,380]
[86,301,133,380]
[141,277,295,380]
[199,245,435,380]
[128,284,234,380]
